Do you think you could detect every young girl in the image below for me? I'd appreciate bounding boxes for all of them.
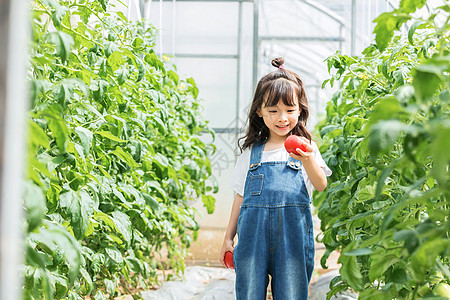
[220,57,332,299]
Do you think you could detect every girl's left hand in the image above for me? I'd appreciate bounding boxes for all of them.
[289,137,313,162]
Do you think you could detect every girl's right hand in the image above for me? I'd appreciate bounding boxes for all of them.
[219,239,235,268]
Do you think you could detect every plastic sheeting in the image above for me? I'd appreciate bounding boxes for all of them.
[142,266,235,300]
[309,269,358,300]
[142,266,358,300]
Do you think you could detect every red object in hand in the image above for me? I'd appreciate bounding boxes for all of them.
[284,135,309,154]
[224,251,234,269]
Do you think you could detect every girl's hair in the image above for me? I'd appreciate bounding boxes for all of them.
[238,57,311,154]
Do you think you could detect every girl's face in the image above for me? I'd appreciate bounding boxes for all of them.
[257,99,300,141]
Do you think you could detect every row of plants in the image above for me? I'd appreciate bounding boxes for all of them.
[315,1,449,299]
[24,0,216,299]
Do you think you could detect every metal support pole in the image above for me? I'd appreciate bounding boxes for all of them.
[252,0,259,91]
[0,0,28,299]
[235,0,242,141]
[351,0,356,56]
[172,0,176,57]
[159,0,163,59]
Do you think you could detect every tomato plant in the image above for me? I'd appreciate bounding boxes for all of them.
[24,0,217,299]
[316,1,449,299]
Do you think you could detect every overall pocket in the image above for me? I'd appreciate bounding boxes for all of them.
[248,173,263,196]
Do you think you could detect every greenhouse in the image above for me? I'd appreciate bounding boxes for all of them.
[0,0,449,299]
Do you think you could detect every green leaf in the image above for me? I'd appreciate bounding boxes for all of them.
[389,268,409,284]
[116,11,127,21]
[375,164,395,198]
[104,41,119,58]
[339,242,363,290]
[53,81,72,106]
[430,121,450,186]
[104,278,116,295]
[368,120,404,155]
[400,0,427,13]
[437,5,450,13]
[41,105,69,151]
[75,127,93,155]
[32,220,81,283]
[87,51,97,66]
[412,58,449,102]
[373,12,410,52]
[153,116,167,133]
[90,79,109,104]
[343,117,365,137]
[105,248,123,264]
[107,51,124,71]
[112,186,127,204]
[356,183,376,202]
[144,52,166,74]
[410,238,450,282]
[52,272,69,298]
[94,290,107,300]
[41,0,58,9]
[52,5,69,28]
[111,147,140,168]
[201,194,216,214]
[393,65,409,87]
[136,58,145,82]
[413,71,441,102]
[118,183,145,208]
[320,124,342,138]
[111,211,132,244]
[168,70,179,85]
[28,120,50,150]
[142,193,160,212]
[359,288,393,300]
[24,181,46,232]
[59,189,94,239]
[344,247,374,256]
[79,267,93,294]
[99,0,108,11]
[117,66,129,85]
[408,20,425,44]
[95,130,126,142]
[132,37,143,49]
[393,229,419,254]
[369,254,399,281]
[30,79,52,106]
[93,211,116,230]
[46,31,74,63]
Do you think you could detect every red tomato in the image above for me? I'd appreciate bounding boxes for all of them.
[284,135,309,154]
[224,251,234,269]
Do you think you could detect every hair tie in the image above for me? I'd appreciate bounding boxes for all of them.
[278,64,285,69]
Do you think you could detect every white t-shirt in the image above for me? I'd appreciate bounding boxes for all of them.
[230,141,332,198]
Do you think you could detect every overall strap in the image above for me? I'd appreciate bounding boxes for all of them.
[249,140,265,170]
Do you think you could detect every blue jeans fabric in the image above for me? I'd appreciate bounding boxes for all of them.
[234,140,314,300]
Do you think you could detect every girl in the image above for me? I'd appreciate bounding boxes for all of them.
[220,57,332,299]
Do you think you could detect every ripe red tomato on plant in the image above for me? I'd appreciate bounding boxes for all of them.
[224,251,234,269]
[284,135,310,154]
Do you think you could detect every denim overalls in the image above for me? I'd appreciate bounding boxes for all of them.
[233,140,314,300]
